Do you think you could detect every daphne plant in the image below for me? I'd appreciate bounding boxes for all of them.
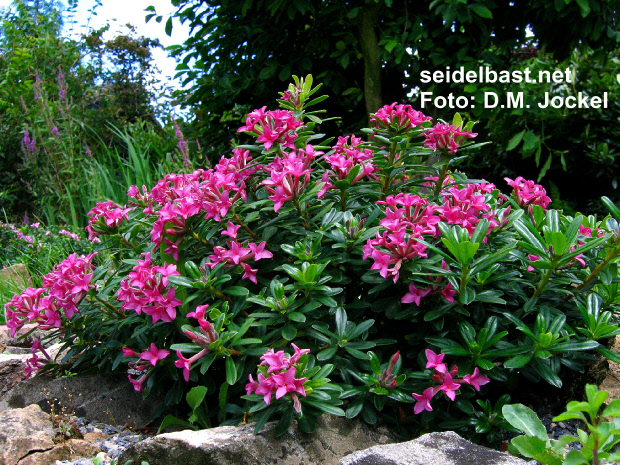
[503,385,620,465]
[6,74,620,438]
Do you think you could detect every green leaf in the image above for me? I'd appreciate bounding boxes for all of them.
[274,408,294,437]
[575,0,590,16]
[335,307,347,339]
[506,130,525,151]
[186,385,208,410]
[157,414,196,434]
[223,286,249,296]
[470,5,493,18]
[504,354,533,368]
[368,351,382,376]
[602,399,620,417]
[456,241,479,266]
[502,404,549,440]
[510,435,549,459]
[602,196,620,222]
[545,231,567,255]
[346,399,365,418]
[302,399,345,416]
[282,323,298,341]
[564,449,589,465]
[166,275,195,288]
[225,357,237,385]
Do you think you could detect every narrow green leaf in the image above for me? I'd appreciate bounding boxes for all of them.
[502,404,549,440]
[225,357,237,385]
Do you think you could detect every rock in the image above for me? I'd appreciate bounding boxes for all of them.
[339,431,530,465]
[0,263,33,288]
[0,323,58,348]
[0,403,101,465]
[0,373,164,428]
[18,439,101,465]
[0,343,68,400]
[598,335,620,401]
[0,404,55,465]
[118,414,399,465]
[0,357,27,399]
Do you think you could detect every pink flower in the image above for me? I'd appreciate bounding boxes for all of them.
[117,253,183,324]
[441,283,456,303]
[438,373,461,401]
[425,349,447,374]
[139,343,170,366]
[260,349,290,373]
[424,123,477,155]
[222,221,241,239]
[246,374,260,397]
[412,387,436,414]
[527,254,540,272]
[401,284,431,306]
[371,103,432,132]
[128,374,147,392]
[462,368,490,391]
[237,107,304,151]
[175,350,192,382]
[122,347,137,357]
[505,177,551,210]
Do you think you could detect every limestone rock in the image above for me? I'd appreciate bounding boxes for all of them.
[0,373,163,428]
[118,414,399,465]
[0,403,101,465]
[0,404,55,465]
[598,335,620,401]
[0,263,33,288]
[17,439,101,465]
[0,357,27,399]
[339,431,530,465]
[0,343,68,401]
[0,323,58,348]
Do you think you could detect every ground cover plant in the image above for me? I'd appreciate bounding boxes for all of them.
[0,221,94,324]
[5,76,620,441]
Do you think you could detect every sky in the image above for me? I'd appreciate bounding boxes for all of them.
[0,0,192,93]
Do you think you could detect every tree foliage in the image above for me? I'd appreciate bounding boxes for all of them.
[157,0,619,210]
[0,0,170,222]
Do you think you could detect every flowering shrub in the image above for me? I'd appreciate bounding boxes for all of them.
[6,75,620,438]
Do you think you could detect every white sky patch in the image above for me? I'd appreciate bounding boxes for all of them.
[0,0,191,92]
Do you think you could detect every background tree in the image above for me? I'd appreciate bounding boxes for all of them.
[0,0,176,224]
[156,0,619,211]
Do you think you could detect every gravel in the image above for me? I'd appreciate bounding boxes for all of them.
[53,416,155,465]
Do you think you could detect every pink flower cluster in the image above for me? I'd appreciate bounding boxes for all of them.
[4,253,97,337]
[237,107,304,151]
[24,338,53,379]
[401,261,456,306]
[122,343,170,392]
[412,350,490,414]
[1,222,35,247]
[175,305,219,382]
[436,182,501,237]
[246,344,310,413]
[370,103,432,132]
[505,177,551,210]
[58,229,80,241]
[128,150,253,257]
[116,253,182,324]
[206,222,273,284]
[85,201,133,242]
[363,193,439,282]
[261,145,321,212]
[319,135,379,197]
[424,123,477,155]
